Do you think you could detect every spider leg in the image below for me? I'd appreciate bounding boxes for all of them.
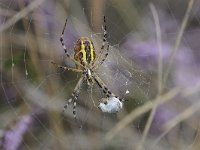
[63,76,83,119]
[97,44,109,67]
[93,73,123,102]
[100,16,108,56]
[60,18,86,69]
[51,61,83,73]
[93,16,110,69]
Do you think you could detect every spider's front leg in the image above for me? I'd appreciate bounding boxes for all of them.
[93,16,110,70]
[51,61,83,73]
[63,76,83,119]
[60,18,85,69]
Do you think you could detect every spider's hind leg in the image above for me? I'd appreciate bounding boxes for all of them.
[93,73,123,101]
[63,76,83,119]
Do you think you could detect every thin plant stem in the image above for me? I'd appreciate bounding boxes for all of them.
[151,97,200,148]
[106,79,200,141]
[136,4,163,150]
[0,0,46,32]
[163,0,194,88]
[105,87,180,141]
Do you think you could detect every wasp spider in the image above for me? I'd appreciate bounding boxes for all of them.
[52,16,123,119]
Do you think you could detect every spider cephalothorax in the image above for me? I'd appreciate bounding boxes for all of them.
[52,16,123,118]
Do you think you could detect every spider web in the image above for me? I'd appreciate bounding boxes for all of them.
[1,0,200,149]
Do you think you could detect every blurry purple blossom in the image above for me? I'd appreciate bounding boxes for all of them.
[151,105,177,135]
[122,14,200,136]
[1,115,33,150]
[123,33,200,87]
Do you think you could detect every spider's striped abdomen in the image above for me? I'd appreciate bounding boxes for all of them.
[74,37,96,69]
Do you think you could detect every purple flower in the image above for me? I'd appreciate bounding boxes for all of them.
[123,33,200,88]
[1,115,33,150]
[151,105,177,135]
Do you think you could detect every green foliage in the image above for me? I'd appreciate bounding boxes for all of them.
[3,50,39,82]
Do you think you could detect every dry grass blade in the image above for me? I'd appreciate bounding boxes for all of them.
[105,88,180,141]
[163,0,194,87]
[152,99,200,148]
[136,4,163,150]
[0,0,46,32]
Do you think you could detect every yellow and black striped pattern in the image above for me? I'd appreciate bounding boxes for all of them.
[74,37,96,69]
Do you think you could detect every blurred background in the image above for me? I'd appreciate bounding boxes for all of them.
[0,0,200,149]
